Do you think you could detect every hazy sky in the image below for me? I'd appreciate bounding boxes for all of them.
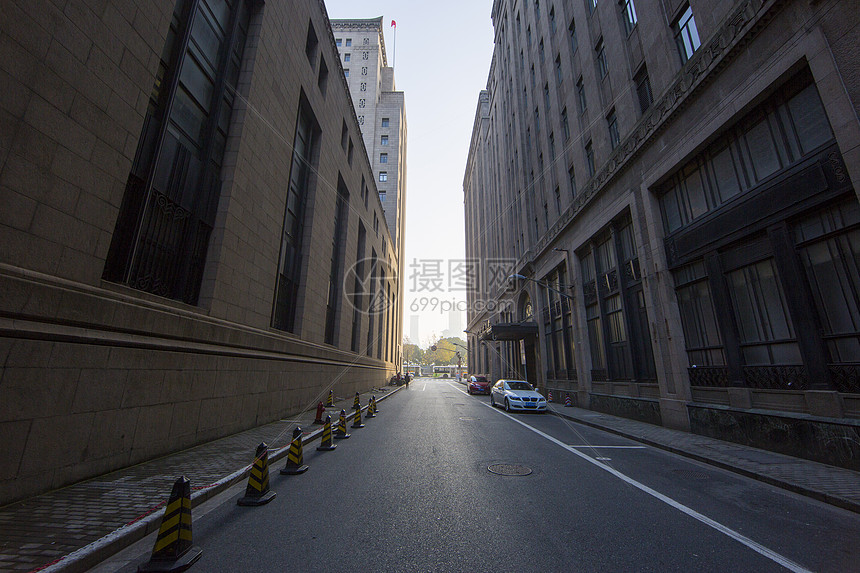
[325,0,495,347]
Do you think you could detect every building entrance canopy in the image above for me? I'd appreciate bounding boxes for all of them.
[480,322,539,341]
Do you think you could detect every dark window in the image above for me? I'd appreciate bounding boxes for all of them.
[568,18,578,53]
[272,103,319,332]
[549,131,556,160]
[673,4,701,64]
[595,38,607,79]
[634,66,653,114]
[549,5,556,33]
[325,181,349,344]
[585,140,595,176]
[568,164,577,197]
[674,262,725,366]
[555,54,563,84]
[318,57,328,95]
[621,0,637,35]
[607,109,620,150]
[382,117,390,127]
[577,76,586,113]
[305,20,318,65]
[562,107,570,140]
[103,0,256,305]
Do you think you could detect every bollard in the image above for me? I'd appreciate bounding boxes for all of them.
[237,443,277,506]
[280,427,309,475]
[334,409,351,440]
[565,394,572,407]
[317,415,337,451]
[548,390,553,403]
[138,476,202,572]
[313,401,325,424]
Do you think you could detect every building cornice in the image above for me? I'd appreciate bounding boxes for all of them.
[520,0,786,270]
[330,16,389,67]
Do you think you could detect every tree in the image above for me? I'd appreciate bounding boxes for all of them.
[403,343,423,364]
[423,336,467,367]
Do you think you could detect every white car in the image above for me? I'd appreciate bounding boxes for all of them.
[490,380,548,412]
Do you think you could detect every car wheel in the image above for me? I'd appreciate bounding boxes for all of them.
[504,398,511,412]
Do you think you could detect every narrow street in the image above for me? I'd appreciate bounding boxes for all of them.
[108,378,860,572]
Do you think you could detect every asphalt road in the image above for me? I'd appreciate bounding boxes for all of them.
[107,377,860,572]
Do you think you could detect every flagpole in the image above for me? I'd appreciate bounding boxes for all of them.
[391,20,396,68]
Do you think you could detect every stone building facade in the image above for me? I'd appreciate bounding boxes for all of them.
[331,17,407,367]
[464,0,860,469]
[0,0,400,504]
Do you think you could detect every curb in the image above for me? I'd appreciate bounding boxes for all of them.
[41,387,402,573]
[548,407,860,515]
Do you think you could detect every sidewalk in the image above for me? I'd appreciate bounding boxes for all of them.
[547,402,860,514]
[0,386,401,573]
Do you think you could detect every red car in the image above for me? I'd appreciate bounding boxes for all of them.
[467,375,491,395]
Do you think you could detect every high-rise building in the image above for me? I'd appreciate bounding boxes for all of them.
[331,17,407,365]
[410,314,421,345]
[0,0,401,504]
[465,0,860,469]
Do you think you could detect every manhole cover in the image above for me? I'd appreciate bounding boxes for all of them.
[488,464,533,476]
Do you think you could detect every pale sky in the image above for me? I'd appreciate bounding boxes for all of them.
[325,0,495,348]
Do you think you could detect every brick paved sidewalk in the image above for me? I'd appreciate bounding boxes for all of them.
[0,387,400,573]
[547,402,860,514]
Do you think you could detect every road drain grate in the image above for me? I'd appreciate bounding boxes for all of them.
[488,464,533,476]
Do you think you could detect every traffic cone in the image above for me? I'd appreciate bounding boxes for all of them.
[138,476,202,572]
[351,404,365,428]
[565,394,572,407]
[317,415,337,451]
[280,427,309,475]
[371,395,379,414]
[366,398,376,418]
[548,390,553,403]
[334,409,351,439]
[313,401,325,424]
[326,389,334,407]
[352,392,360,411]
[237,443,277,506]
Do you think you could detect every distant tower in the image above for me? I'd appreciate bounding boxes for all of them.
[449,309,463,338]
[332,16,407,355]
[409,314,420,345]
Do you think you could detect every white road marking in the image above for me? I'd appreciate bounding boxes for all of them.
[445,382,812,573]
[568,445,647,449]
[422,383,427,391]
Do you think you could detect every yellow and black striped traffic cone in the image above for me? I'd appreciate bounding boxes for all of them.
[237,443,277,506]
[371,395,379,414]
[317,415,337,451]
[326,389,334,407]
[280,427,309,475]
[351,404,365,428]
[334,409,351,439]
[365,398,376,418]
[138,476,202,572]
[352,392,360,411]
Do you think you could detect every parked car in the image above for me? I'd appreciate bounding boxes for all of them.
[467,375,491,395]
[490,380,547,412]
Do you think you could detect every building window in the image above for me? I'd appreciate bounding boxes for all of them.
[362,51,369,60]
[358,98,365,108]
[659,78,834,235]
[568,164,577,197]
[549,131,556,160]
[577,76,586,113]
[569,18,577,53]
[336,38,342,47]
[379,171,388,182]
[549,5,556,33]
[344,69,349,77]
[634,66,653,114]
[554,185,561,213]
[271,105,319,332]
[358,114,363,125]
[621,0,637,35]
[673,262,725,367]
[539,39,545,64]
[382,117,390,127]
[595,38,607,79]
[588,0,597,14]
[562,107,570,140]
[364,37,369,45]
[607,109,620,150]
[360,82,366,91]
[103,0,256,305]
[345,38,352,47]
[325,183,349,345]
[362,66,367,75]
[585,140,595,176]
[530,65,536,90]
[344,53,350,62]
[544,82,551,111]
[527,25,532,47]
[673,4,701,64]
[380,153,388,163]
[555,55,563,84]
[379,192,386,202]
[381,135,389,145]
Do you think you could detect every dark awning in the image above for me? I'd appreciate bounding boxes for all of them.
[480,321,539,341]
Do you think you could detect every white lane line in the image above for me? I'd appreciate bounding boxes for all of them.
[446,382,811,573]
[422,383,427,391]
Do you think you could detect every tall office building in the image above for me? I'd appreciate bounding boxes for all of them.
[410,314,421,345]
[331,17,407,366]
[0,0,401,504]
[465,0,860,469]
